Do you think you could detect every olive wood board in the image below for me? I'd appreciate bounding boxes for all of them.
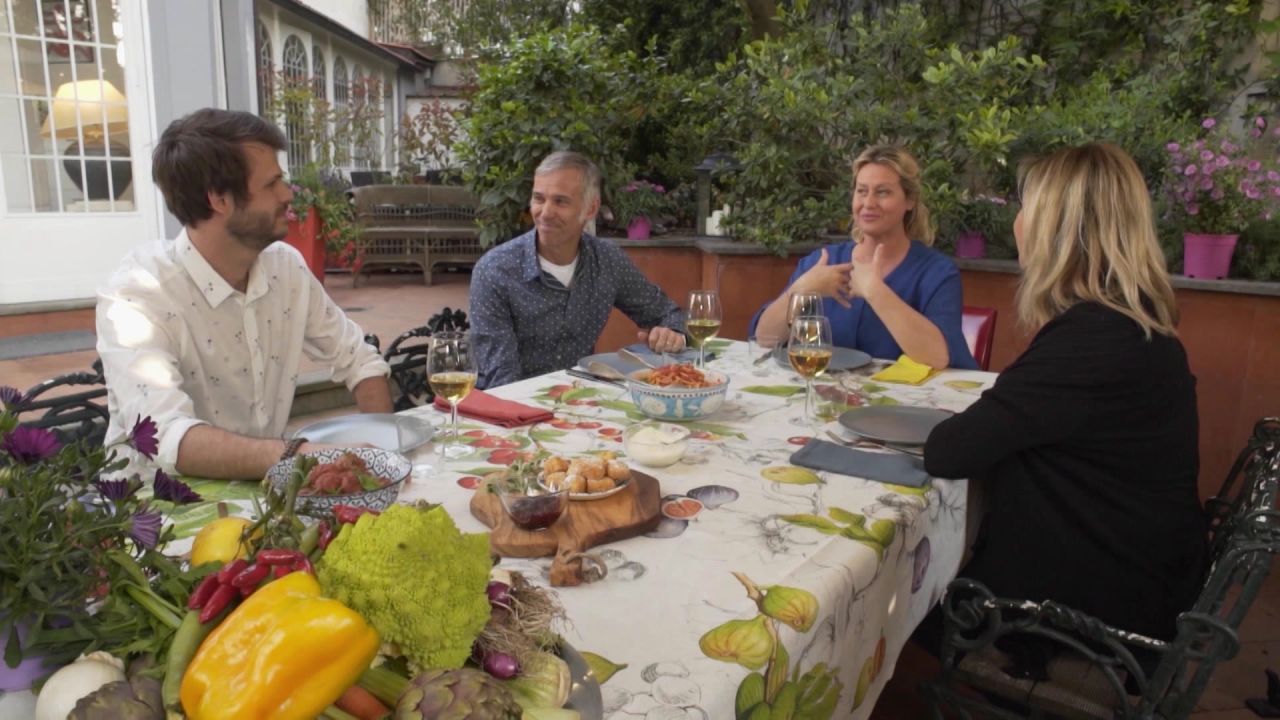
[470,471,661,586]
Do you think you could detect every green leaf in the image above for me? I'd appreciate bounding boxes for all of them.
[528,428,568,442]
[828,507,866,527]
[460,466,505,477]
[560,388,600,403]
[867,396,901,406]
[761,466,821,485]
[741,385,806,397]
[780,514,840,534]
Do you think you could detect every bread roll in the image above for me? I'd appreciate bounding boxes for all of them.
[566,473,587,494]
[543,456,569,474]
[606,459,631,481]
[587,476,616,493]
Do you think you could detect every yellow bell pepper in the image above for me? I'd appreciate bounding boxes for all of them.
[180,571,379,720]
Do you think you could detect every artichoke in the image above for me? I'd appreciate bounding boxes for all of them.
[68,676,164,719]
[395,668,523,720]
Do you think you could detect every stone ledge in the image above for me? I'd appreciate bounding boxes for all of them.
[955,257,1280,297]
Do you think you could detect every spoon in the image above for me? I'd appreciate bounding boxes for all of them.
[585,361,627,381]
[824,430,924,457]
[618,347,660,369]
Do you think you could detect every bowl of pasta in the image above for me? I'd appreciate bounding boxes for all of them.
[625,363,730,421]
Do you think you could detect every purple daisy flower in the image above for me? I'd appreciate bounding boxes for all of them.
[0,386,26,411]
[1202,118,1217,129]
[129,510,163,549]
[94,478,137,502]
[153,470,202,504]
[128,416,159,459]
[1,426,61,464]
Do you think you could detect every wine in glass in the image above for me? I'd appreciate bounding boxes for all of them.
[427,331,477,459]
[788,316,834,419]
[687,290,722,369]
[787,292,824,327]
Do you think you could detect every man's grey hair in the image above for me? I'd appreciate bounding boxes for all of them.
[535,151,601,207]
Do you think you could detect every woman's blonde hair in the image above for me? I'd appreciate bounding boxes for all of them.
[851,144,935,245]
[1015,142,1178,337]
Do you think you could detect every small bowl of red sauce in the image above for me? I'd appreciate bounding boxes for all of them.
[490,472,569,532]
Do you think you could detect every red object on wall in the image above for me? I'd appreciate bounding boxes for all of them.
[284,211,325,283]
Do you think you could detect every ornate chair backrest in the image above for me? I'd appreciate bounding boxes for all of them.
[383,308,471,411]
[18,359,109,447]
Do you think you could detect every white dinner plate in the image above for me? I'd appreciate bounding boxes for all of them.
[291,413,436,453]
[775,345,873,371]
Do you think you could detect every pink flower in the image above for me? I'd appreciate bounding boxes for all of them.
[1166,142,1180,152]
[1200,150,1214,161]
[1211,188,1225,201]
[1256,116,1267,128]
[1221,141,1238,154]
[1199,177,1214,191]
[1187,203,1199,215]
[1273,186,1280,198]
[1184,164,1197,176]
[1216,156,1230,168]
[1202,118,1217,129]
[1251,129,1263,139]
[1268,171,1280,182]
[1247,160,1262,172]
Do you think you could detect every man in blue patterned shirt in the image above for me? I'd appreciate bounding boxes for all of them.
[470,151,686,388]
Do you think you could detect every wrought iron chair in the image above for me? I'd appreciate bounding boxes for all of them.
[383,308,470,411]
[923,417,1280,719]
[17,359,110,447]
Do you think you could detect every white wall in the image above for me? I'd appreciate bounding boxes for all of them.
[296,0,370,40]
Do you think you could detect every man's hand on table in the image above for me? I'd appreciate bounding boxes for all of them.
[639,327,686,353]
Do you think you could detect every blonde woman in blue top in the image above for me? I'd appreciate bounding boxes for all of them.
[751,145,977,369]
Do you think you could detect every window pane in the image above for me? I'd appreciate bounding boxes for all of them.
[21,97,55,154]
[31,155,61,211]
[0,0,10,34]
[91,0,122,44]
[2,153,33,210]
[11,0,40,37]
[0,96,23,154]
[16,36,48,96]
[0,33,17,94]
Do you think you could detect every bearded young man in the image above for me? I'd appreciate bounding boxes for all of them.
[469,151,686,388]
[96,109,391,480]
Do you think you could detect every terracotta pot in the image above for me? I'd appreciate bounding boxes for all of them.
[1182,232,1238,279]
[285,211,326,283]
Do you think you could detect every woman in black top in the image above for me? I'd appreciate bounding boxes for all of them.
[924,143,1207,641]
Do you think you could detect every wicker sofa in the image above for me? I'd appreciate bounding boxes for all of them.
[350,184,484,286]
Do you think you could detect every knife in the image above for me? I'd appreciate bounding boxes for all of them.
[566,368,625,387]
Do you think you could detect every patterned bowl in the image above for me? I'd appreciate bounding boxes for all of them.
[625,369,730,422]
[266,447,411,513]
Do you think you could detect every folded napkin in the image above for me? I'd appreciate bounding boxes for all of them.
[433,390,554,428]
[789,439,930,487]
[871,354,937,385]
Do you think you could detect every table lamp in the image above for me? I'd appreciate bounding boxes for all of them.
[41,80,132,201]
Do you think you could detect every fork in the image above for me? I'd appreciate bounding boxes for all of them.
[824,430,924,457]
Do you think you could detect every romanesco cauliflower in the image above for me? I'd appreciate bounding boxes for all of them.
[317,503,492,671]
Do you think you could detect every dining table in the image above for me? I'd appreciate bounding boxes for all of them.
[394,340,996,720]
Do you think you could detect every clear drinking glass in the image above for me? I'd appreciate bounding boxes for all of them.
[748,333,782,376]
[427,331,477,459]
[787,292,824,326]
[687,290,722,369]
[788,316,834,419]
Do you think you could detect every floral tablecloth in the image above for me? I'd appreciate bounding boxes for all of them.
[396,341,995,720]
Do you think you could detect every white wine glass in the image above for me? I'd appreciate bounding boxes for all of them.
[788,316,833,420]
[787,292,824,327]
[687,290,722,369]
[427,331,477,459]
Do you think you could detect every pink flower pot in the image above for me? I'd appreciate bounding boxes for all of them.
[1183,233,1238,279]
[626,216,652,240]
[955,231,986,259]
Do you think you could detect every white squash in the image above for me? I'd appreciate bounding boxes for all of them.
[34,652,126,720]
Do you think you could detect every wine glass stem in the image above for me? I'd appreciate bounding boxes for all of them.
[805,378,815,419]
[698,344,705,369]
[450,401,460,451]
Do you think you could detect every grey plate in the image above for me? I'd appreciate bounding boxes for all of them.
[291,413,436,453]
[562,640,605,718]
[578,344,701,376]
[775,345,873,371]
[838,406,953,446]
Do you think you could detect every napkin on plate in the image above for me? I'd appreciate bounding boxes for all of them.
[433,390,554,428]
[870,354,937,385]
[789,439,930,487]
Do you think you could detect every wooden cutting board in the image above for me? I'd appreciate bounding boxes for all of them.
[470,471,662,586]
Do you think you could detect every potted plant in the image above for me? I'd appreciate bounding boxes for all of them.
[951,193,1012,259]
[0,390,202,690]
[1164,116,1280,279]
[612,180,670,240]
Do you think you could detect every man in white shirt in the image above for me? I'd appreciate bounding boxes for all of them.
[96,109,392,479]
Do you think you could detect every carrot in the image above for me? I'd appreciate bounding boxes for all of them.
[336,684,391,720]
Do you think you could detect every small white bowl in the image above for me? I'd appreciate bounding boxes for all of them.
[623,421,692,468]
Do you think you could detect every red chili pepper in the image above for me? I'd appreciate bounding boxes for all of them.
[199,583,238,624]
[230,562,270,589]
[291,557,315,575]
[238,584,257,598]
[216,559,249,585]
[316,521,334,551]
[333,504,380,525]
[256,548,304,566]
[272,565,293,579]
[186,573,222,610]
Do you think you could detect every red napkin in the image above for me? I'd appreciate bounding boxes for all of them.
[433,389,554,428]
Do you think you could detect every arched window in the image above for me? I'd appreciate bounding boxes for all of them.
[332,58,349,167]
[312,46,327,100]
[280,35,309,169]
[255,22,273,117]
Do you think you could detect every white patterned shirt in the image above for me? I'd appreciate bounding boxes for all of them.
[96,230,389,473]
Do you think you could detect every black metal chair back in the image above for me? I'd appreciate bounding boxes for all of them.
[383,308,470,411]
[17,359,109,447]
[926,417,1280,720]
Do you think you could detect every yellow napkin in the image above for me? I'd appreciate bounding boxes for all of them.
[871,355,938,385]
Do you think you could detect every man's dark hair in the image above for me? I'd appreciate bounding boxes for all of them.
[152,109,287,226]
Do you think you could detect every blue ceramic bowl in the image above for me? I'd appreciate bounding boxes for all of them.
[625,369,730,422]
[266,447,411,513]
